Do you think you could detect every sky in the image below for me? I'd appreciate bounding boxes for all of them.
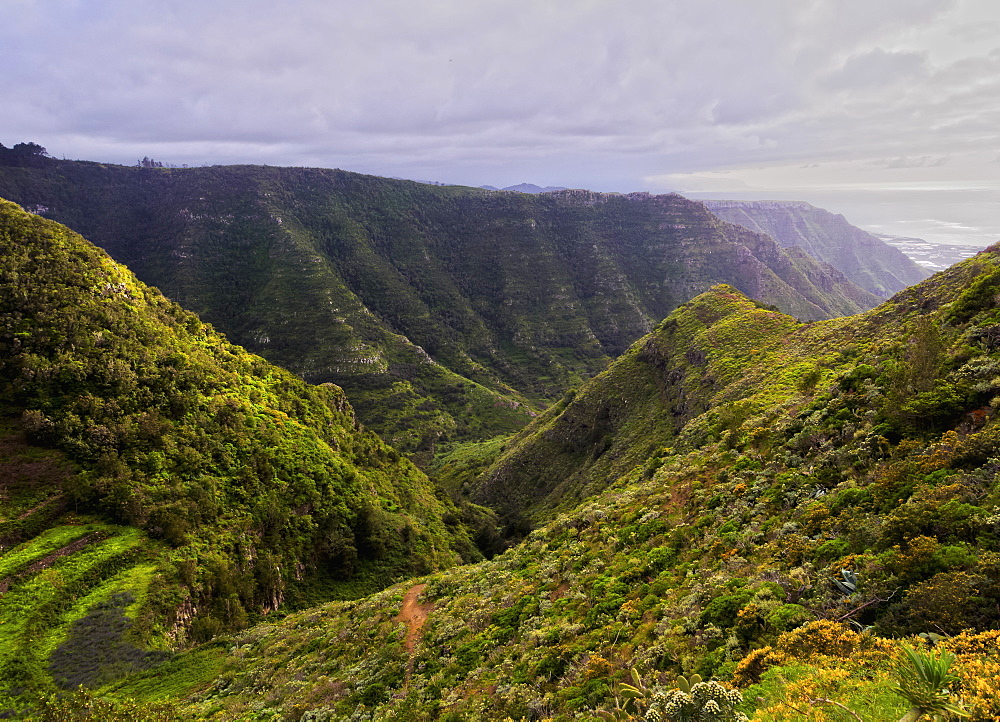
[3,0,999,245]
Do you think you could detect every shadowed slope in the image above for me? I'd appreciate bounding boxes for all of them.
[0,160,879,452]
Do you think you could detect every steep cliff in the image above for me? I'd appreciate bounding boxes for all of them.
[703,199,930,297]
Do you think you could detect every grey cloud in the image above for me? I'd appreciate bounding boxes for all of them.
[823,49,928,90]
[0,0,996,245]
[885,156,948,168]
[949,19,1000,42]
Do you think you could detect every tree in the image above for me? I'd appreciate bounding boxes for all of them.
[0,141,51,167]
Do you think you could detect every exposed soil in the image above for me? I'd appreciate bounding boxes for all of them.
[396,582,434,685]
[397,583,432,654]
[550,581,571,600]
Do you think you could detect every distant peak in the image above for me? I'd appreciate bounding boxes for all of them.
[500,183,569,194]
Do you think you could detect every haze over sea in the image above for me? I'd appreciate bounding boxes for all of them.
[684,187,1000,249]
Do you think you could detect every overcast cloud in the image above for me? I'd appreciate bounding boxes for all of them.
[2,0,999,244]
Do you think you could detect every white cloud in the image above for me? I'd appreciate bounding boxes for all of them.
[1,0,998,243]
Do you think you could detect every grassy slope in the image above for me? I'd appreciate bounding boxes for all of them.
[172,246,1000,720]
[0,199,477,708]
[0,160,879,454]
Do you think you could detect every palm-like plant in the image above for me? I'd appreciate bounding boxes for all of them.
[891,645,969,721]
[596,668,652,721]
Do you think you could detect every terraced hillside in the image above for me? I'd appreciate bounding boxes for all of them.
[0,158,879,452]
[0,198,481,711]
[156,245,1000,720]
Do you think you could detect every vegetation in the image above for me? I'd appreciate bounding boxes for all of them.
[890,645,968,720]
[0,158,880,453]
[0,199,480,712]
[4,172,1000,719]
[154,243,1000,719]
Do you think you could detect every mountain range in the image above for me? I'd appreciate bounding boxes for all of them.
[2,154,999,719]
[0,158,882,456]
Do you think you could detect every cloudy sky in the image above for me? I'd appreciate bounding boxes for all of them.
[3,0,999,245]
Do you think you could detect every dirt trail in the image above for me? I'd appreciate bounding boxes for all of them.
[397,583,432,653]
[16,493,65,520]
[396,582,433,685]
[0,532,98,594]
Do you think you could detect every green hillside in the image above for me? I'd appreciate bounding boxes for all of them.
[703,200,931,298]
[156,245,1000,720]
[0,158,879,454]
[0,199,481,712]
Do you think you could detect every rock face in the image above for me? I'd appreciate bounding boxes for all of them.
[702,199,930,297]
[0,160,878,450]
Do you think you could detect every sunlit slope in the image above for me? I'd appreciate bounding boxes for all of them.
[474,243,1000,524]
[177,245,1000,719]
[0,198,476,704]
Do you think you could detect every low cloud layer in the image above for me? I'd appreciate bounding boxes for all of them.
[2,0,998,243]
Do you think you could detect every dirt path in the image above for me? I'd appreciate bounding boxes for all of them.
[16,493,65,520]
[396,582,433,685]
[0,531,98,594]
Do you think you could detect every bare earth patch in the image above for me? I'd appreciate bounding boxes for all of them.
[396,582,434,685]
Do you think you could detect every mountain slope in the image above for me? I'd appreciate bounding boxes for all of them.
[703,199,930,297]
[0,198,477,705]
[149,245,1000,720]
[0,159,879,452]
[472,287,802,525]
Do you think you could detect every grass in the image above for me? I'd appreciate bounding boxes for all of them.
[0,525,147,693]
[107,643,229,703]
[48,591,172,689]
[0,524,95,579]
[39,563,159,662]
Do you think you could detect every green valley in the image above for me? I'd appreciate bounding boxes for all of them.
[0,199,485,714]
[0,158,881,455]
[3,0,995,717]
[166,244,1000,720]
[2,178,999,720]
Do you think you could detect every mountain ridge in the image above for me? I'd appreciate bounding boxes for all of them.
[702,198,930,298]
[0,198,486,707]
[0,158,880,454]
[161,242,1000,720]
